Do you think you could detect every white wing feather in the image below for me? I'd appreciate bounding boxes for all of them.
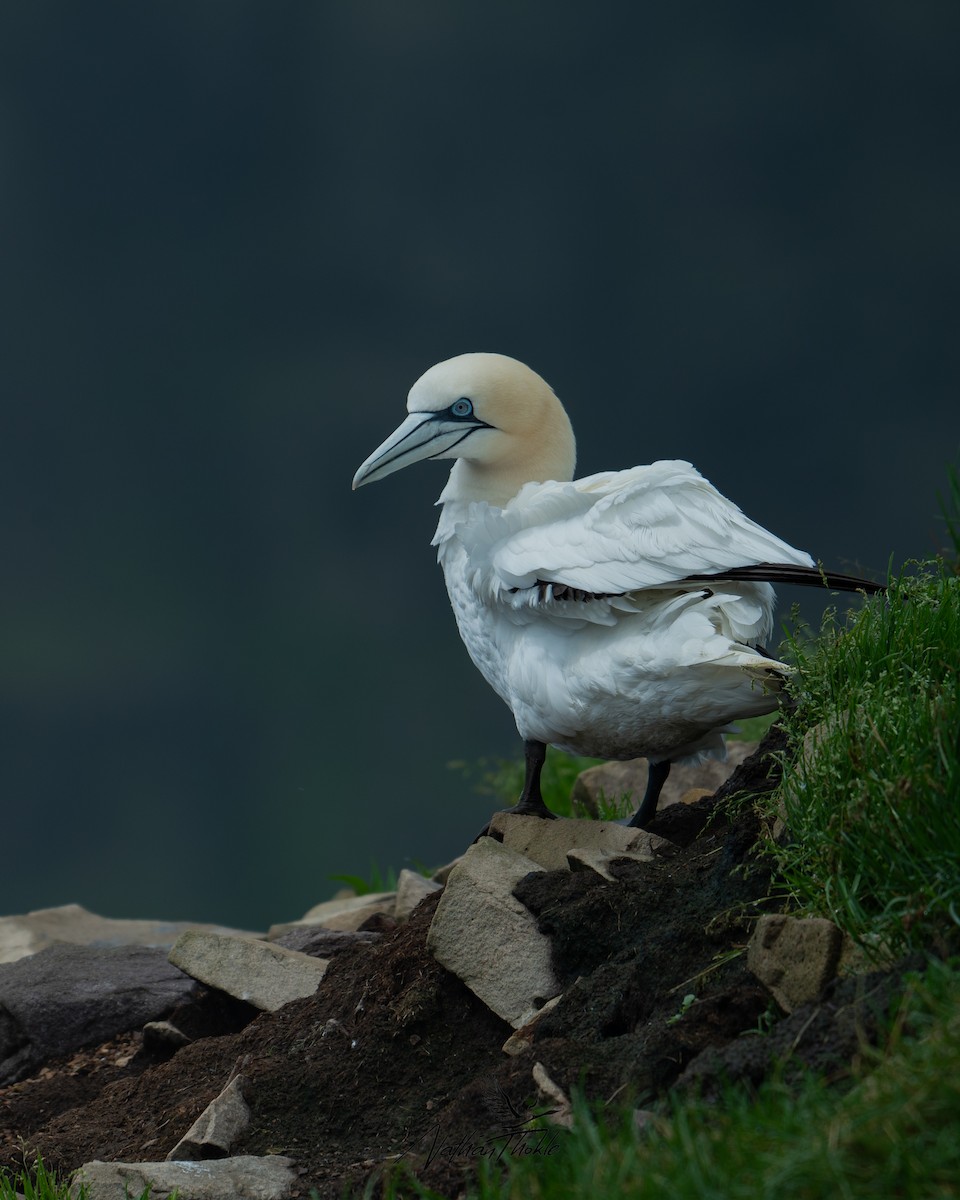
[485,461,813,594]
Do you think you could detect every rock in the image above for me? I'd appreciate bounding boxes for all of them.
[269,928,380,956]
[488,811,673,872]
[531,1061,573,1128]
[571,741,758,818]
[0,904,263,966]
[566,845,656,881]
[142,1020,193,1054]
[426,838,560,1029]
[679,787,714,805]
[746,914,844,1012]
[71,1155,296,1200]
[267,892,396,938]
[501,994,563,1056]
[167,1075,251,1160]
[394,869,443,920]
[0,944,197,1085]
[168,932,329,1012]
[430,855,464,884]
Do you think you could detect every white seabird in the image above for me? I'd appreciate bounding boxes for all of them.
[353,352,880,828]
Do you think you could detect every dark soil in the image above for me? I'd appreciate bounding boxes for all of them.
[0,727,921,1197]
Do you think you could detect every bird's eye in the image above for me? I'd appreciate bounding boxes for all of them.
[451,398,473,418]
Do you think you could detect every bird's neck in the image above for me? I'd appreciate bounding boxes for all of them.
[437,460,530,507]
[438,431,577,508]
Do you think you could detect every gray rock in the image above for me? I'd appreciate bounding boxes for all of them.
[0,903,263,966]
[167,1075,251,1160]
[267,891,396,938]
[488,811,673,872]
[747,913,844,1012]
[571,741,758,817]
[430,855,464,884]
[426,837,560,1028]
[269,928,380,956]
[142,1020,192,1054]
[71,1155,296,1200]
[566,845,657,880]
[394,869,443,920]
[168,932,329,1012]
[0,943,197,1085]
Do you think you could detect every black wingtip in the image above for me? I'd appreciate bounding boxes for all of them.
[683,563,886,594]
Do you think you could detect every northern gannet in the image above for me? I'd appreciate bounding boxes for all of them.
[353,353,881,828]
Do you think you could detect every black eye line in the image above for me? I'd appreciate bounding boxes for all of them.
[438,401,493,427]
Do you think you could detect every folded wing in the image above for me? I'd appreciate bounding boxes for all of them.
[489,460,816,596]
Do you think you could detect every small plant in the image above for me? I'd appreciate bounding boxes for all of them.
[329,860,398,896]
[665,993,697,1025]
[456,753,603,819]
[329,858,436,897]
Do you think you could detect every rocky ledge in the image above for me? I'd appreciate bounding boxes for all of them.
[0,732,914,1199]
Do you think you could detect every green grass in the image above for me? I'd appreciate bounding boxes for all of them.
[0,1159,166,1200]
[0,1159,62,1200]
[768,564,960,954]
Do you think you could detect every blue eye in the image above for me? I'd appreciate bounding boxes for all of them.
[451,398,473,418]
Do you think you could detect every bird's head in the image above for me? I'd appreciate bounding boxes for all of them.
[352,352,577,506]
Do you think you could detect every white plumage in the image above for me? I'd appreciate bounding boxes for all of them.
[353,352,855,827]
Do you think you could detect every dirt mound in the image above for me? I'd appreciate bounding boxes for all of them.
[0,728,917,1197]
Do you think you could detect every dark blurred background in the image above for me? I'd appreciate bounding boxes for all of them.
[1,2,957,929]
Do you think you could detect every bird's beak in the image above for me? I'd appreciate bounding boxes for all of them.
[352,411,485,490]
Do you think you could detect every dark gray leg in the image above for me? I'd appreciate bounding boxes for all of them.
[506,739,556,819]
[627,760,671,828]
[472,739,556,843]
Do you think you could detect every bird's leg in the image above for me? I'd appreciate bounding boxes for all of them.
[471,740,556,844]
[505,739,556,819]
[627,760,671,828]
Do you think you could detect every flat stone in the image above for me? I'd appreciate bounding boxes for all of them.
[426,837,559,1028]
[571,741,758,818]
[267,892,396,938]
[71,1155,296,1200]
[168,932,328,1012]
[488,812,673,872]
[0,904,262,966]
[532,1061,573,1128]
[394,869,442,920]
[746,914,844,1012]
[0,944,197,1086]
[269,928,380,956]
[313,899,397,933]
[167,1075,251,1160]
[142,1020,192,1054]
[566,846,656,881]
